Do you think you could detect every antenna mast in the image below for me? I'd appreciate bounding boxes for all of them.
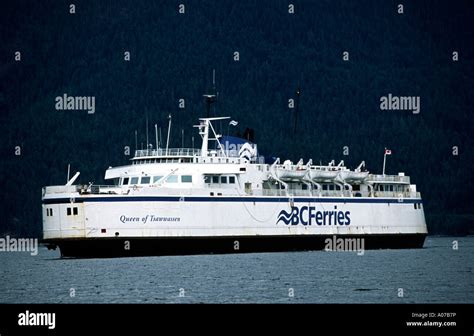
[294,86,301,134]
[135,130,138,152]
[155,124,158,151]
[159,128,162,148]
[146,115,149,149]
[166,114,172,155]
[203,69,217,118]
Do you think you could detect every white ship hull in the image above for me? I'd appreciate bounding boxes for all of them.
[42,194,427,257]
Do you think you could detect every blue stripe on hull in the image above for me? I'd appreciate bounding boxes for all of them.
[42,196,422,205]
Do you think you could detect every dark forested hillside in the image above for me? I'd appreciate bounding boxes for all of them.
[1,0,473,236]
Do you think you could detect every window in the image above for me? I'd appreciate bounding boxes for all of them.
[67,208,72,216]
[141,176,151,184]
[122,177,129,185]
[389,185,393,192]
[221,176,227,184]
[229,176,236,184]
[73,207,78,215]
[153,176,163,184]
[130,177,139,185]
[166,175,178,183]
[212,176,219,184]
[204,176,211,184]
[181,175,192,183]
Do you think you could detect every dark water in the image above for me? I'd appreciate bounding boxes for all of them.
[0,237,472,303]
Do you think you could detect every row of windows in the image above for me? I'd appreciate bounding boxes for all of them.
[133,158,242,164]
[121,175,193,186]
[204,175,236,184]
[133,158,192,164]
[67,207,78,216]
[322,184,341,191]
[46,207,79,217]
[377,184,408,192]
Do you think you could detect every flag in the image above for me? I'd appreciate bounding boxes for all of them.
[385,149,392,155]
[229,120,238,126]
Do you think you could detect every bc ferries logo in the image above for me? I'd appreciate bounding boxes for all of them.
[277,206,351,226]
[237,142,257,160]
[222,136,258,161]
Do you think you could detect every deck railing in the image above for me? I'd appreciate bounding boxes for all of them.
[367,174,410,183]
[134,148,202,158]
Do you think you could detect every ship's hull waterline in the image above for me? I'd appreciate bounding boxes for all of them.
[45,234,427,258]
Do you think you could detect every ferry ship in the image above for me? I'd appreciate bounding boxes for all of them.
[42,115,428,258]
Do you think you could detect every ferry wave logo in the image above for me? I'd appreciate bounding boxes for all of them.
[238,143,257,161]
[276,209,294,225]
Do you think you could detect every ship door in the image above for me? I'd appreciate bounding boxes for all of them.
[60,203,86,238]
[244,182,252,195]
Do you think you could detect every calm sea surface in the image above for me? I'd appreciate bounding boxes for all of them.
[0,236,472,303]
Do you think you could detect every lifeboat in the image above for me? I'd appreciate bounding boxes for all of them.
[336,170,369,183]
[308,168,340,181]
[274,160,307,180]
[308,160,346,182]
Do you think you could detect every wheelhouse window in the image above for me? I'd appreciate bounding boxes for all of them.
[166,175,178,183]
[122,177,129,185]
[181,175,192,183]
[153,176,163,184]
[130,177,139,185]
[220,176,227,184]
[67,208,72,216]
[73,207,78,215]
[141,176,151,184]
[229,176,236,184]
[212,176,219,184]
